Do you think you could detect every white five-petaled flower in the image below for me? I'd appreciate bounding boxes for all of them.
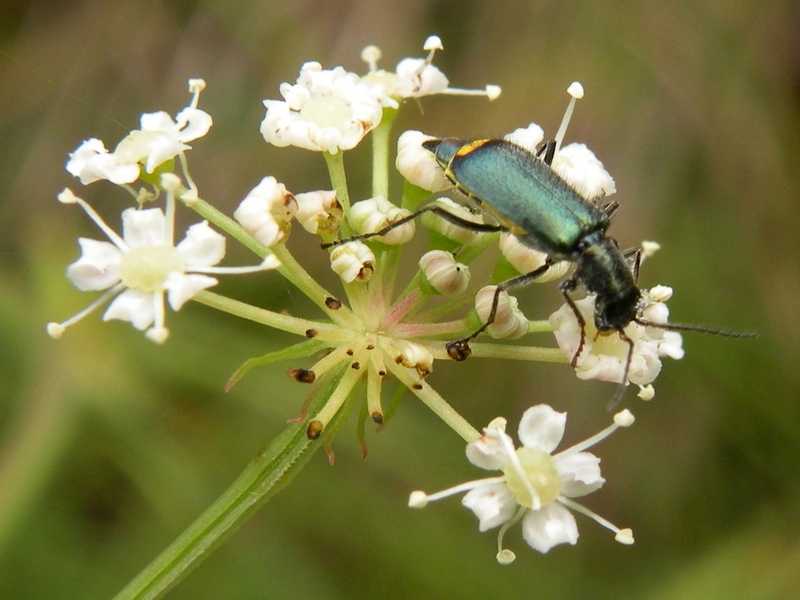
[261,62,385,154]
[48,187,277,344]
[549,286,684,400]
[66,79,212,185]
[360,35,501,108]
[409,404,634,563]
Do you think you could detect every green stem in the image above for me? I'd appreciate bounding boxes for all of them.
[324,152,351,219]
[370,112,396,199]
[113,372,348,600]
[386,361,480,443]
[192,290,348,340]
[185,196,267,258]
[186,197,354,326]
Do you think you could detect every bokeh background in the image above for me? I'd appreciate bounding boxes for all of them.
[1,1,799,598]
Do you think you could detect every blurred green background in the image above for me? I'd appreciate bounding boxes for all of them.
[1,1,799,598]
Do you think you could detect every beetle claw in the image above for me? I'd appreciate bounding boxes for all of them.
[446,339,472,361]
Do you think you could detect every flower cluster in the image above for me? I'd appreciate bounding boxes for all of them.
[50,37,693,564]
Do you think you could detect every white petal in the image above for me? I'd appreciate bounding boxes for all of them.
[555,452,605,498]
[140,111,176,132]
[504,123,544,154]
[517,404,566,453]
[466,418,513,470]
[103,288,155,330]
[461,482,517,531]
[175,221,225,267]
[551,143,616,200]
[164,272,217,310]
[66,138,107,177]
[143,135,189,173]
[521,503,578,553]
[659,331,685,360]
[174,107,213,142]
[66,238,122,291]
[121,208,167,247]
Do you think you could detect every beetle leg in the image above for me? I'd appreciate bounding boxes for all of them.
[621,247,642,282]
[607,329,634,411]
[320,204,505,249]
[535,139,557,166]
[558,277,587,367]
[446,259,556,361]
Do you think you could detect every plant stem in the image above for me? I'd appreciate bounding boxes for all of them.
[113,373,347,600]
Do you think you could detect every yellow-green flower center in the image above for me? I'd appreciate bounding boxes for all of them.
[118,245,184,292]
[502,447,561,509]
[300,97,351,129]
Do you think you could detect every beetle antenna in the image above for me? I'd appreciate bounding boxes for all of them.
[633,318,757,338]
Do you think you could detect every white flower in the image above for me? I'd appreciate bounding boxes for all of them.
[549,287,684,396]
[66,79,212,184]
[234,177,297,247]
[348,195,414,245]
[114,104,212,175]
[48,188,275,343]
[409,405,634,561]
[261,62,384,154]
[66,138,141,185]
[361,36,501,108]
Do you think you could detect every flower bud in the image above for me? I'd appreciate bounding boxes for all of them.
[498,233,570,282]
[418,250,470,295]
[421,198,486,245]
[392,340,433,378]
[475,286,529,339]
[294,190,341,235]
[329,241,375,283]
[234,176,297,247]
[396,130,450,191]
[349,195,414,245]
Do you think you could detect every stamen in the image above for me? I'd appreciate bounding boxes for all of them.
[163,188,176,246]
[46,283,125,338]
[410,476,506,505]
[554,81,584,153]
[360,45,381,72]
[422,35,443,55]
[558,497,634,545]
[440,85,502,100]
[187,78,206,110]
[555,409,633,457]
[63,192,127,249]
[495,505,525,563]
[146,326,169,344]
[177,153,199,203]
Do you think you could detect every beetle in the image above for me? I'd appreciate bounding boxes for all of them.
[324,113,754,404]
